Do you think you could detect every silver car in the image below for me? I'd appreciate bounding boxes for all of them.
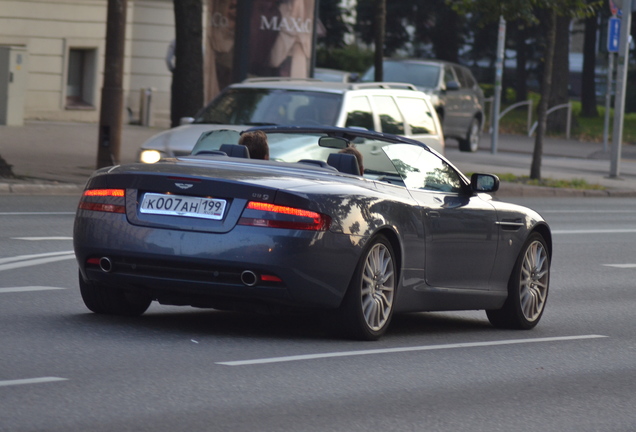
[76,126,551,341]
[362,59,485,152]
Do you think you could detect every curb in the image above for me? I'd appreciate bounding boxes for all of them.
[0,182,83,195]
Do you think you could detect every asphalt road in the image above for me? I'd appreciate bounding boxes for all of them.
[1,195,635,431]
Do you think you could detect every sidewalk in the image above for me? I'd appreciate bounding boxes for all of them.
[2,121,636,197]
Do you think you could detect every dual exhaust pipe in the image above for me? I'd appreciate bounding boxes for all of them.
[96,257,260,287]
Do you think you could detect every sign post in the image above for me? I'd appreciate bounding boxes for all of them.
[491,16,506,154]
[609,0,632,178]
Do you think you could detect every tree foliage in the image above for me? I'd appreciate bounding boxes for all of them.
[451,0,601,179]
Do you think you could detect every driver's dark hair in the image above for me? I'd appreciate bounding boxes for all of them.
[239,130,269,160]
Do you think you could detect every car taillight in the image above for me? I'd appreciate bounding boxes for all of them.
[78,189,126,214]
[238,201,331,231]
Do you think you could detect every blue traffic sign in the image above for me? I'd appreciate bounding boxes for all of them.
[608,17,620,52]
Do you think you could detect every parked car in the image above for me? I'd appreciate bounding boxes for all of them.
[361,59,485,152]
[75,125,551,341]
[138,78,444,164]
[314,67,358,83]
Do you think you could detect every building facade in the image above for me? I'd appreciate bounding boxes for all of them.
[0,0,176,127]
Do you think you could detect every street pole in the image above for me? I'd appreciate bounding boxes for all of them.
[96,0,127,169]
[491,16,506,154]
[609,0,632,178]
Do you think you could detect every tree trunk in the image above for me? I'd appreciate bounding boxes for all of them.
[97,0,127,169]
[514,22,528,102]
[581,14,599,117]
[530,9,556,180]
[171,0,204,128]
[547,15,570,134]
[431,5,461,63]
[373,0,386,82]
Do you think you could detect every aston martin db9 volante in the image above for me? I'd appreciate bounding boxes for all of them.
[74,126,551,340]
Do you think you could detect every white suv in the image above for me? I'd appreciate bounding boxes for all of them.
[138,78,444,163]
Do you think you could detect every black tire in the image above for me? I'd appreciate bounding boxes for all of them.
[335,235,397,341]
[79,271,151,316]
[458,117,480,152]
[487,233,550,330]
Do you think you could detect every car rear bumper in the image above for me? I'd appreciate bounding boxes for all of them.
[74,211,361,310]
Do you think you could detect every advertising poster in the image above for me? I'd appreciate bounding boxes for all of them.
[249,0,315,78]
[206,0,315,100]
[205,0,237,100]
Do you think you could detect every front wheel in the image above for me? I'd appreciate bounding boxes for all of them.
[79,271,151,316]
[458,117,480,152]
[487,233,550,329]
[335,235,397,340]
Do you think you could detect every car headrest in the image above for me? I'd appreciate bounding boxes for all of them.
[193,150,227,156]
[297,159,337,170]
[219,144,250,158]
[327,153,360,176]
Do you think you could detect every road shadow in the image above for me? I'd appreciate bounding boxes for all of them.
[62,306,498,343]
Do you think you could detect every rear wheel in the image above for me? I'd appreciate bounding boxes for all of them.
[79,271,151,316]
[458,117,480,152]
[336,235,396,340]
[487,233,550,329]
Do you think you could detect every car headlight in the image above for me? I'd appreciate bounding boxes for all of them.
[139,150,162,164]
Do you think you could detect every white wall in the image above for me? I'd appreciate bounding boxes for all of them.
[0,0,175,126]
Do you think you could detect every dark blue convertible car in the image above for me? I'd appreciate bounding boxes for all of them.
[73,126,551,340]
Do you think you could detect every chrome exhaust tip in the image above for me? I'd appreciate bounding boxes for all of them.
[240,270,258,287]
[99,257,113,273]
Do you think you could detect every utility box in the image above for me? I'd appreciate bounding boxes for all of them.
[0,46,28,126]
[139,87,156,127]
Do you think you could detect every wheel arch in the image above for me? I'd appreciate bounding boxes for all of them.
[372,227,403,287]
[530,223,552,260]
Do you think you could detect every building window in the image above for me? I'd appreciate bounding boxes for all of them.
[66,48,97,109]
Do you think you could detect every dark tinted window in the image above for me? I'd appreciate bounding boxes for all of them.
[443,66,457,86]
[345,96,375,130]
[373,96,405,135]
[453,66,476,88]
[194,89,342,126]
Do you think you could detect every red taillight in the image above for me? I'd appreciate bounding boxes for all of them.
[79,189,126,213]
[261,274,282,282]
[238,201,331,231]
[83,189,125,197]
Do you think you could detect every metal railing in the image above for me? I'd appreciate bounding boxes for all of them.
[528,102,572,139]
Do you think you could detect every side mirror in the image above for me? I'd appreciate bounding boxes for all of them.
[445,81,460,91]
[179,117,195,125]
[471,173,500,193]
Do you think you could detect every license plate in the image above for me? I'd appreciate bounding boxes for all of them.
[140,193,227,220]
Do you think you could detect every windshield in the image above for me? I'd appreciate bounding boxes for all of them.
[361,62,441,89]
[194,88,343,126]
[190,129,429,183]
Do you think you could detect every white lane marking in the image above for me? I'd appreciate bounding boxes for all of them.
[216,334,608,366]
[541,210,636,214]
[603,264,636,268]
[12,237,73,241]
[0,251,75,265]
[552,229,636,235]
[0,377,68,387]
[0,251,75,272]
[0,286,66,293]
[0,212,75,216]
